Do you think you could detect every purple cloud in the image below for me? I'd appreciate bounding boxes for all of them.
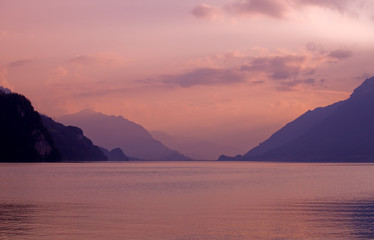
[295,0,352,13]
[328,49,354,60]
[276,78,319,91]
[162,68,246,87]
[68,55,101,65]
[159,47,349,90]
[141,45,354,91]
[191,4,221,20]
[195,0,365,20]
[7,59,34,68]
[68,54,125,67]
[225,0,287,19]
[240,55,308,80]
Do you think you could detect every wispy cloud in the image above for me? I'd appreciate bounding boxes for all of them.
[7,59,34,68]
[295,0,355,13]
[158,45,355,91]
[53,45,357,98]
[240,55,310,80]
[68,53,126,67]
[194,0,368,20]
[48,65,69,84]
[191,4,222,20]
[0,68,14,91]
[225,0,288,19]
[161,68,246,88]
[327,49,354,61]
[276,78,324,91]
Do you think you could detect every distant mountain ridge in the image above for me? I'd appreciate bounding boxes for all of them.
[151,130,242,160]
[220,76,374,162]
[59,110,192,161]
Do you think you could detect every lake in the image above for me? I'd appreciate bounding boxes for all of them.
[1,162,374,240]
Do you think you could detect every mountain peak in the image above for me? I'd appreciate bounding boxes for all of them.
[350,76,374,100]
[75,108,97,116]
[229,75,374,162]
[0,86,12,94]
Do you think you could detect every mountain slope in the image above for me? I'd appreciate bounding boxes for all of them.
[220,76,374,162]
[243,101,345,159]
[59,110,191,161]
[151,131,242,160]
[0,90,60,162]
[41,116,107,161]
[100,147,128,161]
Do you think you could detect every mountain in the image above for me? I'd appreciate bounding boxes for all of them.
[41,116,107,161]
[58,110,191,161]
[0,87,111,162]
[0,86,12,94]
[0,90,60,162]
[219,76,374,162]
[151,131,242,160]
[100,147,128,161]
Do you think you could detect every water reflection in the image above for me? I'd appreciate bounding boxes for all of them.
[1,200,374,240]
[284,200,374,239]
[0,203,35,239]
[349,201,374,239]
[0,202,92,240]
[2,162,374,239]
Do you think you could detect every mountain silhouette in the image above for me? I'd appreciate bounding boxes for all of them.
[41,115,107,161]
[219,76,374,162]
[100,147,128,161]
[0,87,113,162]
[151,130,242,160]
[59,110,192,161]
[0,90,60,162]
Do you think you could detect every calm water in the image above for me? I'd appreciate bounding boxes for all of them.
[1,162,374,240]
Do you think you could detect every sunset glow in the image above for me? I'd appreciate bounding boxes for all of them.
[1,0,374,154]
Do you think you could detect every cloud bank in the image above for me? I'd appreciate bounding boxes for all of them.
[159,46,354,91]
[193,0,367,20]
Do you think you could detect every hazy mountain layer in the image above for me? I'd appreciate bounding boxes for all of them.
[151,131,242,160]
[59,110,191,161]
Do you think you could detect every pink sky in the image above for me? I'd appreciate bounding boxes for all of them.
[1,0,374,154]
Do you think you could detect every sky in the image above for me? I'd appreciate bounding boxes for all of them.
[1,0,374,154]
